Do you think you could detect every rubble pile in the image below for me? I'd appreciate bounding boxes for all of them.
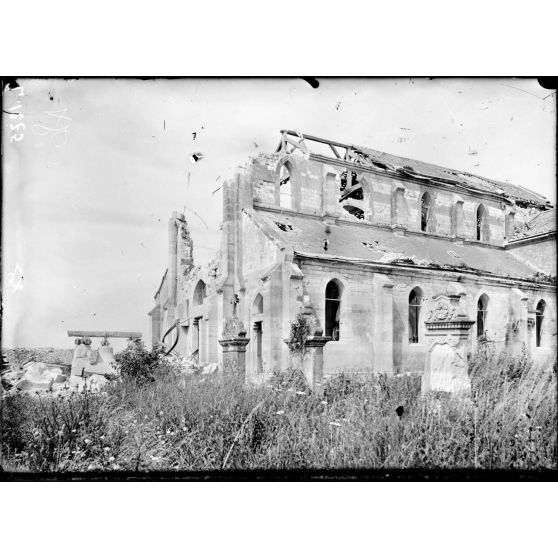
[159,354,219,376]
[0,360,112,396]
[3,347,74,367]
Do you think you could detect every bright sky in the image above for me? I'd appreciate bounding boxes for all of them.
[2,78,556,349]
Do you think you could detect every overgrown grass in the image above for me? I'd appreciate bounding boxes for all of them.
[1,348,556,472]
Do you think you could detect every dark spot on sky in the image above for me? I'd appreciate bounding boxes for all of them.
[49,92,54,101]
[538,77,558,90]
[301,77,319,89]
[4,78,20,92]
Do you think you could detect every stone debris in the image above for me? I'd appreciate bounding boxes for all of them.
[202,363,218,375]
[1,358,115,397]
[42,368,66,383]
[88,373,109,389]
[3,347,74,368]
[159,354,205,375]
[157,354,220,376]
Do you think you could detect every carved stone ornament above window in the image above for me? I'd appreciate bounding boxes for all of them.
[427,299,459,322]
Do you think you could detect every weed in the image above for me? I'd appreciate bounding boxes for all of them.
[2,350,556,472]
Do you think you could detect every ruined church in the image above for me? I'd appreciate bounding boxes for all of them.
[148,130,556,391]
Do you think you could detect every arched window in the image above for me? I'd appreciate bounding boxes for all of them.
[193,280,207,306]
[536,299,546,347]
[325,280,342,341]
[477,294,489,339]
[253,294,264,373]
[476,204,488,241]
[253,293,263,314]
[408,288,422,343]
[420,192,432,232]
[279,163,292,209]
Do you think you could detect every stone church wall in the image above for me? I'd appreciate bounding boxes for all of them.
[299,258,556,375]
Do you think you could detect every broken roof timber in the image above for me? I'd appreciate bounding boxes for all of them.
[277,130,550,207]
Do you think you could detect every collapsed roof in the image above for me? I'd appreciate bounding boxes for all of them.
[249,208,554,283]
[277,130,552,208]
[512,208,557,239]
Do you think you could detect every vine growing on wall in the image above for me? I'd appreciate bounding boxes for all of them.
[287,313,311,353]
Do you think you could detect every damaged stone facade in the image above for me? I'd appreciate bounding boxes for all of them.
[149,131,557,384]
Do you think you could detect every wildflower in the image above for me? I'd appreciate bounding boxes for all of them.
[100,435,105,440]
[159,411,164,416]
[182,427,187,431]
[113,464,120,470]
[276,410,285,415]
[109,456,115,462]
[103,446,110,452]
[329,422,342,427]
[84,439,91,445]
[320,401,327,406]
[296,391,306,396]
[87,464,95,471]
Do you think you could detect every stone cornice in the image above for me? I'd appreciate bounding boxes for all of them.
[506,231,557,247]
[425,320,475,331]
[294,251,556,290]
